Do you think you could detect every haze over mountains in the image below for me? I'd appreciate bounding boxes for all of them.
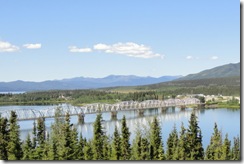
[0,75,181,92]
[0,62,240,92]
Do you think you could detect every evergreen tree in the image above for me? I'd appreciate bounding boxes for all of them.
[62,112,77,160]
[166,125,178,160]
[48,136,59,160]
[7,111,23,160]
[50,108,66,160]
[178,123,187,160]
[220,134,231,160]
[22,134,33,160]
[205,145,213,160]
[130,129,146,160]
[92,113,105,160]
[33,117,46,160]
[111,126,121,160]
[41,140,51,160]
[195,129,204,159]
[231,137,240,160]
[37,117,46,146]
[0,116,9,160]
[77,133,85,160]
[185,112,204,160]
[120,115,131,160]
[84,140,93,160]
[149,117,164,160]
[102,136,111,160]
[140,137,150,160]
[70,126,79,159]
[158,144,165,160]
[204,123,222,160]
[213,123,222,160]
[130,128,142,160]
[32,121,37,149]
[134,133,142,160]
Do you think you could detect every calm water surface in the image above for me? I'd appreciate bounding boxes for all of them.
[0,105,240,149]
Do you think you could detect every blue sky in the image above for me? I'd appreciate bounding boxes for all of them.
[0,0,240,82]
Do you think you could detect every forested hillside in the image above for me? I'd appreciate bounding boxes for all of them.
[113,76,240,96]
[176,62,240,81]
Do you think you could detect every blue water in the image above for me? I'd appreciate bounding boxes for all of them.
[0,91,26,94]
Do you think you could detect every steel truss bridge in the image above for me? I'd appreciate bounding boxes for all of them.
[0,98,200,121]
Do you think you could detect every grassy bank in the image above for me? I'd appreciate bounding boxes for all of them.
[204,103,240,109]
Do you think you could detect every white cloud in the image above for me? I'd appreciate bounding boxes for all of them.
[69,46,92,53]
[23,43,41,49]
[211,56,218,60]
[0,41,19,52]
[93,44,110,50]
[93,42,162,59]
[186,55,193,59]
[186,56,201,60]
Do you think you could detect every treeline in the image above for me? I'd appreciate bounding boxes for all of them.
[149,76,240,88]
[0,111,240,160]
[0,90,158,105]
[72,90,158,104]
[155,86,240,97]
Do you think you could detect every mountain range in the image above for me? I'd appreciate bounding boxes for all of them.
[0,75,181,92]
[0,62,240,92]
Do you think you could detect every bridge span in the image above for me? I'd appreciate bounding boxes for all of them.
[0,98,201,122]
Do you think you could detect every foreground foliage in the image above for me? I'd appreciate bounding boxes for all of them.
[0,111,240,160]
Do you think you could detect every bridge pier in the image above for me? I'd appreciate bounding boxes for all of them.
[160,107,167,113]
[111,111,117,120]
[180,105,186,110]
[137,109,144,116]
[78,113,85,124]
[198,104,204,109]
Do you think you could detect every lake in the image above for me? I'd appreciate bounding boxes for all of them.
[0,91,26,94]
[0,105,240,149]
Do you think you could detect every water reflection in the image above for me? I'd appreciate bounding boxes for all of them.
[19,107,198,141]
[77,108,197,140]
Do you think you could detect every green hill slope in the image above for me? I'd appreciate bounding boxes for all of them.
[109,62,241,96]
[108,76,240,96]
[177,62,240,81]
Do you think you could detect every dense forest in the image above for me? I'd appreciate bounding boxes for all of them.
[0,110,240,160]
[0,90,159,105]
